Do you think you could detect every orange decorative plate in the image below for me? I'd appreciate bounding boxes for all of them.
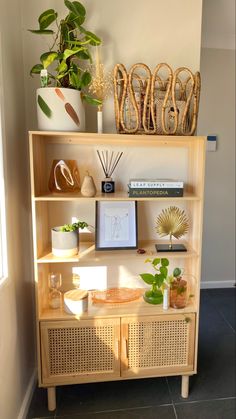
[91,288,143,304]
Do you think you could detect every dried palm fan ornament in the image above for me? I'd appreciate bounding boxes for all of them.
[155,206,189,252]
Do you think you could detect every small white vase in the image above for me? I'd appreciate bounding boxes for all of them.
[36,87,85,131]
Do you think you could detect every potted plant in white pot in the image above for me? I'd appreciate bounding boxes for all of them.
[29,0,101,131]
[52,219,88,257]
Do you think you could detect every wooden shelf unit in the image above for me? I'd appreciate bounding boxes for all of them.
[29,131,206,411]
[33,191,201,201]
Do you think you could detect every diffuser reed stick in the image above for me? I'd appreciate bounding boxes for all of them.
[96,150,123,178]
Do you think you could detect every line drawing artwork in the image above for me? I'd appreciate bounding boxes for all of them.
[104,208,129,241]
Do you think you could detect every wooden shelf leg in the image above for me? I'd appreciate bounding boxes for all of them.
[47,387,56,411]
[181,375,189,398]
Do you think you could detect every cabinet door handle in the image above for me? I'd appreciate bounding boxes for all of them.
[126,339,129,359]
[123,338,129,359]
[115,339,120,357]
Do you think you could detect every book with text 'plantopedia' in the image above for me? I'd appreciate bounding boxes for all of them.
[129,179,184,188]
[128,187,184,197]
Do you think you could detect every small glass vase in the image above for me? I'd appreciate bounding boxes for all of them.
[143,284,163,305]
[170,276,188,309]
[49,289,62,309]
[48,272,62,309]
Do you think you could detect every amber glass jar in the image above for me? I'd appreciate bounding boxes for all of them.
[170,276,188,309]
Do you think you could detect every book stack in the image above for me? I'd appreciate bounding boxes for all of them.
[128,179,184,197]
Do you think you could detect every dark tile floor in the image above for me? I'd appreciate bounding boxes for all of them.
[27,288,236,419]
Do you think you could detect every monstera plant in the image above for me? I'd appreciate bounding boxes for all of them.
[29,0,101,130]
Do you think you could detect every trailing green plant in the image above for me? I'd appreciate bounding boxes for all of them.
[29,0,102,105]
[140,258,169,304]
[60,220,88,232]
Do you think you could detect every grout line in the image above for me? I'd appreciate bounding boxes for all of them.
[174,396,236,406]
[54,404,175,417]
[205,290,236,333]
[165,377,178,419]
[172,403,178,419]
[217,311,236,333]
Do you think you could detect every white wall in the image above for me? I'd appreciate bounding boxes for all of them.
[201,0,235,50]
[198,0,235,287]
[198,47,235,286]
[0,1,233,418]
[0,1,35,418]
[22,0,203,132]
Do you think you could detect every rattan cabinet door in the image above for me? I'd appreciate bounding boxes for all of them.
[40,319,120,385]
[121,314,195,378]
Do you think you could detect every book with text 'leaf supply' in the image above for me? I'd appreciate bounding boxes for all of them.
[129,179,184,188]
[128,187,184,198]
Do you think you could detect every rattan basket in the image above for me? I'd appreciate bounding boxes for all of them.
[113,63,201,135]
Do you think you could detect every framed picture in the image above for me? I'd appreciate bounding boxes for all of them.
[95,201,138,250]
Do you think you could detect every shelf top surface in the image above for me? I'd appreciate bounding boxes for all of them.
[33,191,201,202]
[39,294,196,321]
[29,131,206,146]
[37,240,198,264]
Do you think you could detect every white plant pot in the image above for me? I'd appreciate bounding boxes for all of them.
[36,87,85,131]
[51,227,79,257]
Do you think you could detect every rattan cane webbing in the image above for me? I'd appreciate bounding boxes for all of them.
[127,319,190,368]
[48,325,115,376]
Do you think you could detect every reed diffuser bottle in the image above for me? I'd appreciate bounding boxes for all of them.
[97,149,123,193]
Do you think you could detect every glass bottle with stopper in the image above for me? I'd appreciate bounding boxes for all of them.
[48,272,62,309]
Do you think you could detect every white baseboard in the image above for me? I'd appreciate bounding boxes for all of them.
[201,280,235,289]
[17,369,37,419]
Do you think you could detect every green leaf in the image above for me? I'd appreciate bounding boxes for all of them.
[160,266,168,278]
[28,29,54,35]
[155,274,165,288]
[85,30,101,46]
[58,61,68,74]
[64,0,86,17]
[173,267,181,277]
[63,48,83,60]
[81,71,91,87]
[30,63,44,75]
[76,50,91,60]
[67,12,85,26]
[161,258,169,267]
[61,21,70,41]
[37,95,52,118]
[82,94,102,106]
[152,258,160,266]
[60,220,88,231]
[56,72,69,80]
[139,273,156,285]
[40,52,58,68]
[78,25,86,33]
[38,9,57,30]
[177,286,187,295]
[69,72,81,89]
